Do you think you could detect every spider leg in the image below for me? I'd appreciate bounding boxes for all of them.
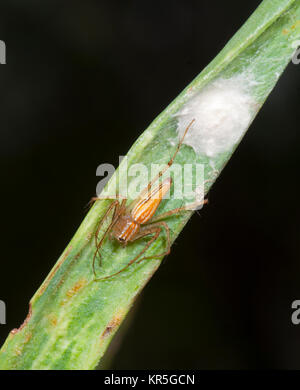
[92,199,127,278]
[88,194,126,208]
[93,200,119,276]
[94,222,165,281]
[136,221,171,261]
[147,199,208,224]
[137,119,195,201]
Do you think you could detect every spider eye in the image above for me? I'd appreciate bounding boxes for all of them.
[119,237,125,242]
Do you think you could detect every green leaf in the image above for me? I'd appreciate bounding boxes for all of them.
[0,0,299,369]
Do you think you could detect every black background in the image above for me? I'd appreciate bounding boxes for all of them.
[0,0,300,369]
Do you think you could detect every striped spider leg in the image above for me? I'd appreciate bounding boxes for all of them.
[92,118,207,281]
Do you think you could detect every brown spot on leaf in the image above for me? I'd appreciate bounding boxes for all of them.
[101,312,124,340]
[66,279,87,298]
[48,314,58,327]
[10,303,32,335]
[24,332,32,343]
[291,20,300,30]
[61,278,87,306]
[282,28,290,35]
[57,252,83,290]
[38,246,73,296]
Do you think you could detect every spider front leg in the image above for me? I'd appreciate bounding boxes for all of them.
[92,199,119,276]
[89,193,127,207]
[92,198,127,278]
[93,221,170,281]
[137,221,171,261]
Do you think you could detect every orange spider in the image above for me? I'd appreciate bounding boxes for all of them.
[92,119,207,280]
